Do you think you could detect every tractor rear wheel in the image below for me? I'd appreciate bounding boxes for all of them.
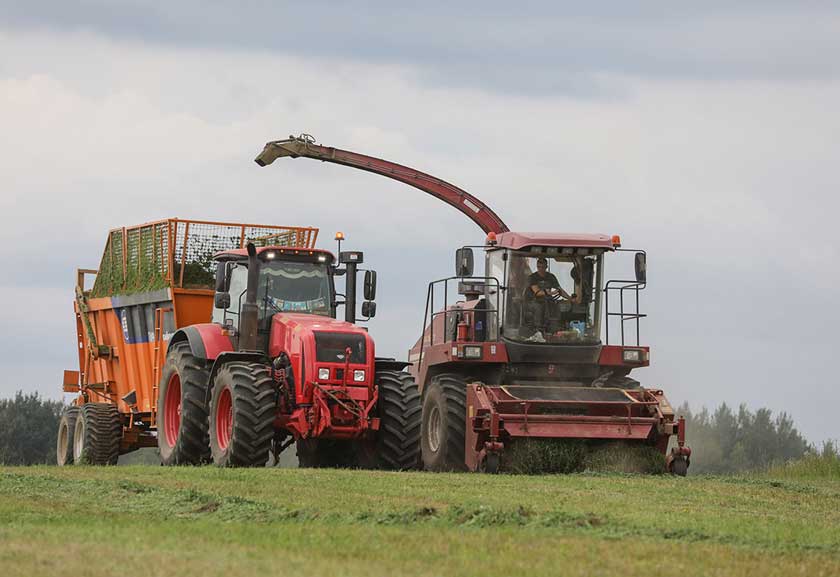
[56,406,80,466]
[209,362,275,467]
[421,373,467,472]
[375,370,422,470]
[157,341,211,465]
[73,403,122,465]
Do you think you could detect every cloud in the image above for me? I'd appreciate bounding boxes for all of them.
[2,2,840,97]
[0,26,838,442]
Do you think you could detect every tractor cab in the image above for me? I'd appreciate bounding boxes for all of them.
[210,245,377,353]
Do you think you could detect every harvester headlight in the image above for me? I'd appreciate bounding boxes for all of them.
[317,255,327,262]
[265,251,276,260]
[318,368,330,380]
[464,346,482,359]
[622,349,642,363]
[353,370,366,382]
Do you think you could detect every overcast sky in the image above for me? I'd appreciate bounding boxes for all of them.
[1,2,838,442]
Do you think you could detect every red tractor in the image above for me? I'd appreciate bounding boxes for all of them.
[255,134,691,475]
[160,241,421,468]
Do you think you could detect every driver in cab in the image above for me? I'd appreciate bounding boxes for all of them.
[528,257,571,301]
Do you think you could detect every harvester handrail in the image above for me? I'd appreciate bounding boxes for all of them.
[419,275,501,369]
[604,279,647,346]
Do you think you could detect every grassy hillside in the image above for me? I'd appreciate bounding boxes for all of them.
[1,466,838,577]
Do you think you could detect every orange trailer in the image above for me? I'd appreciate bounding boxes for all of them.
[57,218,318,463]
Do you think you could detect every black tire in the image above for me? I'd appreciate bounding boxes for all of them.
[669,456,689,477]
[375,371,422,470]
[481,452,501,474]
[209,362,275,467]
[157,341,211,465]
[421,373,468,472]
[73,403,122,465]
[56,406,80,466]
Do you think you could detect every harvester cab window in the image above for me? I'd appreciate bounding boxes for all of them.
[503,250,602,344]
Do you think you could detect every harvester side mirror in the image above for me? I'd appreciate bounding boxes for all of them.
[361,300,376,318]
[214,292,231,309]
[635,252,647,284]
[364,270,377,301]
[455,247,474,277]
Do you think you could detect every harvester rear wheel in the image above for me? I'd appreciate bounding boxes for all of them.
[157,342,211,465]
[72,403,122,465]
[669,456,689,477]
[374,370,422,470]
[209,362,275,467]
[56,406,80,466]
[421,373,467,472]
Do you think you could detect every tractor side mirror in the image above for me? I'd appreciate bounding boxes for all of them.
[361,301,376,318]
[635,252,647,284]
[364,270,377,301]
[214,292,231,309]
[455,247,474,277]
[214,262,231,293]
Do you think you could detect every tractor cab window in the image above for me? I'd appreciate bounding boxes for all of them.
[258,261,331,317]
[212,260,332,325]
[501,250,602,344]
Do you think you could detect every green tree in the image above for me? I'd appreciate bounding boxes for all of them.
[0,392,65,465]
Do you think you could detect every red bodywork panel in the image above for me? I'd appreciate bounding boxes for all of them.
[493,232,616,251]
[191,323,235,359]
[269,313,378,439]
[599,345,650,368]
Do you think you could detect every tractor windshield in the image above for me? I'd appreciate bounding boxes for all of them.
[491,249,602,344]
[258,261,331,317]
[214,260,332,323]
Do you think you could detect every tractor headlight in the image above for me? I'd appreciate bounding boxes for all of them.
[353,370,366,382]
[318,368,330,380]
[464,346,482,359]
[622,349,642,363]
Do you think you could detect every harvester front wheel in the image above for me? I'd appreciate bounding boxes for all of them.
[56,406,80,466]
[209,362,275,467]
[72,403,122,465]
[421,373,467,472]
[374,371,422,470]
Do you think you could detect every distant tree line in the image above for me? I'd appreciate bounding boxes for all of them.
[677,402,812,474]
[0,392,64,465]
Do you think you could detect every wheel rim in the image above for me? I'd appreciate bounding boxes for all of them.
[57,419,68,462]
[164,373,182,447]
[427,405,441,453]
[73,417,84,462]
[216,386,233,451]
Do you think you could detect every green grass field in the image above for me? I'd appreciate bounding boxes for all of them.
[1,465,838,577]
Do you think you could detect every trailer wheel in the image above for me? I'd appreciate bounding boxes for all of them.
[56,406,80,466]
[421,373,467,472]
[375,371,422,470]
[73,403,122,465]
[157,341,211,465]
[209,362,275,467]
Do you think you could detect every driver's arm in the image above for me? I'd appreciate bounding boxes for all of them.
[530,283,546,297]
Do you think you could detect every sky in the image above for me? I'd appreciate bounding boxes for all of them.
[1,2,838,442]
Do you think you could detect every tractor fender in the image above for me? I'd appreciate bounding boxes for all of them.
[167,324,234,361]
[204,351,270,406]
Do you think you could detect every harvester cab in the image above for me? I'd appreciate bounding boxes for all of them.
[257,134,691,476]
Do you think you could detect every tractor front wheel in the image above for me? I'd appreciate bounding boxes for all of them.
[209,362,275,467]
[73,403,122,465]
[157,342,211,465]
[56,406,80,466]
[421,373,467,472]
[375,370,422,470]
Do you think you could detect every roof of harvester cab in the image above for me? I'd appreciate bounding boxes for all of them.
[493,231,616,250]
